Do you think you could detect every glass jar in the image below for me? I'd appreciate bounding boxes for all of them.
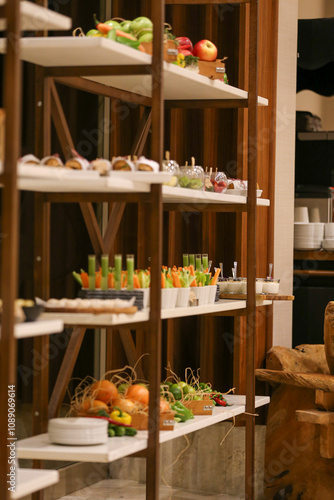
[178,165,204,190]
[212,171,228,194]
[262,278,280,295]
[162,158,179,187]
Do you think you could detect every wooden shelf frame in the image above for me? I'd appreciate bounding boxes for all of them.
[0,2,271,500]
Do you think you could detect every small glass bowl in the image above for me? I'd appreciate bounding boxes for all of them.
[162,158,180,187]
[178,165,204,190]
[262,278,280,295]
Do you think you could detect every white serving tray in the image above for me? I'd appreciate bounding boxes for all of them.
[108,171,173,184]
[0,1,72,32]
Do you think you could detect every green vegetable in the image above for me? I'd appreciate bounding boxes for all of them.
[138,270,150,289]
[125,427,137,436]
[178,176,191,188]
[169,383,182,400]
[106,28,116,41]
[72,271,83,287]
[114,425,126,436]
[171,401,194,422]
[116,36,140,49]
[108,427,116,437]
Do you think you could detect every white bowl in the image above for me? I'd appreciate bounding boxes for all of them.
[192,286,209,305]
[207,285,217,303]
[294,206,309,223]
[262,280,280,295]
[322,239,334,250]
[176,287,190,307]
[225,279,243,293]
[161,288,178,309]
[48,418,108,446]
[325,223,334,238]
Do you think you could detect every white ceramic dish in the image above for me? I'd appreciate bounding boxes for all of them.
[48,418,108,446]
[325,223,334,238]
[192,286,209,305]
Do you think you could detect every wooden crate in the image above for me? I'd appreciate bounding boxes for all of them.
[183,394,214,415]
[198,59,227,80]
[130,411,175,431]
[141,40,178,63]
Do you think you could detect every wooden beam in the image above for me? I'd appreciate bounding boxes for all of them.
[166,0,248,4]
[0,2,21,498]
[295,409,334,426]
[256,369,334,392]
[118,330,145,381]
[79,202,106,256]
[103,203,126,256]
[45,65,152,78]
[53,76,152,106]
[165,99,248,109]
[48,327,86,419]
[130,107,152,156]
[315,390,334,411]
[50,79,74,159]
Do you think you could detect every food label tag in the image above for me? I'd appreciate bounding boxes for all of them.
[167,49,178,56]
[163,419,175,425]
[215,67,226,73]
[204,405,214,411]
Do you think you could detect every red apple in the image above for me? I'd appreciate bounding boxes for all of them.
[178,48,193,57]
[193,39,217,62]
[176,36,193,52]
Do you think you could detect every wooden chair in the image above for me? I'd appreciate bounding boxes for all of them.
[255,302,334,499]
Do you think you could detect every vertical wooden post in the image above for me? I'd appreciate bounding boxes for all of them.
[245,1,258,499]
[146,0,164,498]
[0,2,21,499]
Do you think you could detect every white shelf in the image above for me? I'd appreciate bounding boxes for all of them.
[39,299,272,327]
[11,468,59,500]
[0,37,268,105]
[162,186,270,206]
[16,396,269,463]
[0,1,72,32]
[14,319,64,339]
[17,175,151,194]
[17,433,148,463]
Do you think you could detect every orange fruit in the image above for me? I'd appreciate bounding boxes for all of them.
[125,384,149,406]
[91,379,118,404]
[80,399,109,412]
[160,399,171,412]
[112,397,135,414]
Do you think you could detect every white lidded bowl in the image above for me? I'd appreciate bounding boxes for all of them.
[48,418,108,446]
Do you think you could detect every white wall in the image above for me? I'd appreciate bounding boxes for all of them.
[272,0,299,347]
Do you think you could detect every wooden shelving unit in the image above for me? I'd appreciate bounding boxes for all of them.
[0,1,276,500]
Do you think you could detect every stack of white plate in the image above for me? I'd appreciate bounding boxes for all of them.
[48,417,108,446]
[322,223,334,250]
[294,223,324,250]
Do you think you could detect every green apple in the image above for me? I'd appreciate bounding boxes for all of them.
[120,20,132,33]
[130,16,153,36]
[105,20,121,29]
[138,32,153,44]
[86,29,101,37]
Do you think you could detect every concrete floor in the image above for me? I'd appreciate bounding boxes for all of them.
[59,479,244,499]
